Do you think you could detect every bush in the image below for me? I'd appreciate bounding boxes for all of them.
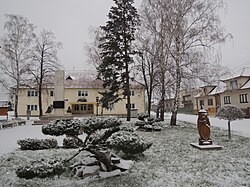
[63,137,79,149]
[16,159,65,179]
[82,117,122,135]
[107,130,152,155]
[42,119,81,136]
[17,138,58,150]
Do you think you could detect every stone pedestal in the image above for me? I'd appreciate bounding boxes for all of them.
[190,143,223,150]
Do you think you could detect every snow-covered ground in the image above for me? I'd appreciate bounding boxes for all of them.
[0,121,63,157]
[0,113,249,158]
[175,113,250,138]
[0,114,249,187]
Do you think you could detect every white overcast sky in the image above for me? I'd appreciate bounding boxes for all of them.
[0,0,249,72]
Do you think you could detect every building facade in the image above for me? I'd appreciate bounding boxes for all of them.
[194,67,250,117]
[17,71,145,117]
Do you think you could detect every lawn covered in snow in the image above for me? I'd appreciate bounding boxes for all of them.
[0,117,249,187]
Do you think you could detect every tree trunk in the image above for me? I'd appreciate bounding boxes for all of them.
[170,72,181,126]
[14,91,18,118]
[126,68,131,121]
[125,49,131,121]
[170,111,177,126]
[170,22,182,126]
[38,52,44,118]
[228,121,231,139]
[38,88,42,118]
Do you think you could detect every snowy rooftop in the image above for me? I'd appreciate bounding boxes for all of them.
[208,81,227,95]
[222,67,250,81]
[241,79,250,89]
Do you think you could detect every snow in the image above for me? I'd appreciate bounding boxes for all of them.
[0,113,249,157]
[241,79,250,89]
[0,114,249,186]
[208,81,226,95]
[175,113,250,138]
[0,119,85,157]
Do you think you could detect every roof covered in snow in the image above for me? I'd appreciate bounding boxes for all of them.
[222,67,250,81]
[64,70,144,89]
[208,81,227,95]
[241,79,250,89]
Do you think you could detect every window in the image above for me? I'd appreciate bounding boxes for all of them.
[130,90,135,96]
[109,103,114,110]
[126,103,135,109]
[199,100,204,108]
[27,105,38,111]
[208,99,213,106]
[78,90,88,97]
[50,90,54,97]
[224,96,231,104]
[230,80,238,89]
[239,94,248,103]
[27,90,38,97]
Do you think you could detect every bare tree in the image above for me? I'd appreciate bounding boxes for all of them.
[134,33,159,116]
[84,26,103,68]
[29,29,62,117]
[140,0,230,125]
[0,14,35,118]
[136,0,175,120]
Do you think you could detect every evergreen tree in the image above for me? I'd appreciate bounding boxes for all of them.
[97,0,140,121]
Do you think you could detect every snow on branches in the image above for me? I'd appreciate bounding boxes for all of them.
[216,105,245,122]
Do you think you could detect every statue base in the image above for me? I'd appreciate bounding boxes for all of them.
[199,139,212,145]
[190,143,223,150]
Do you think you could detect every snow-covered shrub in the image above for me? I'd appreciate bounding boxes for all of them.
[107,130,152,155]
[42,119,81,136]
[134,121,146,127]
[216,105,245,121]
[137,113,149,121]
[135,118,163,131]
[63,137,79,149]
[17,138,58,150]
[82,117,122,135]
[216,105,245,139]
[16,159,65,179]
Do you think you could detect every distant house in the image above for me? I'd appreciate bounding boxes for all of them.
[220,67,250,117]
[194,67,250,118]
[0,85,9,107]
[179,88,200,114]
[194,85,218,115]
[16,70,145,117]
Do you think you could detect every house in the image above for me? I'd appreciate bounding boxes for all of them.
[179,88,200,114]
[219,67,250,117]
[194,85,218,115]
[194,67,250,118]
[16,70,145,117]
[0,85,9,107]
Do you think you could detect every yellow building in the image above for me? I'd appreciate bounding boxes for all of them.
[17,72,145,117]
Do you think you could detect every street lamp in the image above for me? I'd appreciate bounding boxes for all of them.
[96,96,99,116]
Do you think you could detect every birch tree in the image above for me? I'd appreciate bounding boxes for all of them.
[140,0,230,125]
[136,0,174,120]
[0,14,35,118]
[85,27,103,68]
[29,30,62,117]
[166,0,229,126]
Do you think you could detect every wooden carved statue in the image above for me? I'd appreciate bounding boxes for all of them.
[197,109,212,145]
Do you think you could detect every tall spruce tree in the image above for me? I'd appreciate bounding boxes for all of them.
[97,0,140,121]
